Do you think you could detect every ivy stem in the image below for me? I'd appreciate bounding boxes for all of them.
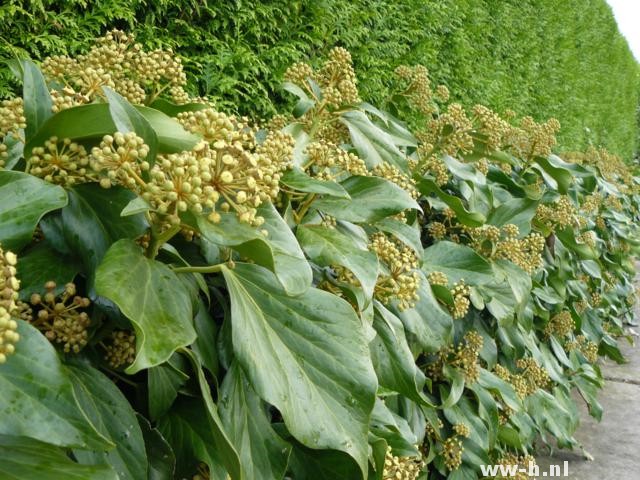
[294,193,317,223]
[146,224,181,259]
[172,264,225,274]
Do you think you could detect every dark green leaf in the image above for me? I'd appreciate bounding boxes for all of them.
[0,170,67,251]
[281,167,350,198]
[21,59,53,140]
[197,204,312,296]
[137,415,176,480]
[416,178,486,227]
[340,110,407,169]
[95,239,196,373]
[313,176,420,223]
[103,87,159,165]
[181,349,242,480]
[222,263,377,477]
[487,198,539,236]
[422,241,493,285]
[0,321,109,449]
[191,300,220,377]
[67,362,148,480]
[148,357,189,420]
[0,435,117,480]
[371,303,429,405]
[61,185,148,285]
[297,224,378,307]
[25,104,199,158]
[16,242,80,300]
[158,398,231,480]
[219,362,292,480]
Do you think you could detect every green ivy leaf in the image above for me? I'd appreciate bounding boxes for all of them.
[25,103,199,158]
[286,436,362,480]
[422,241,493,285]
[181,349,243,480]
[103,87,159,166]
[313,176,420,223]
[222,263,377,478]
[95,239,196,373]
[280,167,350,198]
[297,224,379,308]
[417,178,486,227]
[0,321,110,449]
[197,204,312,296]
[0,435,117,480]
[67,362,148,480]
[61,185,148,285]
[219,362,292,480]
[16,242,80,300]
[148,356,190,420]
[340,110,407,169]
[21,59,53,140]
[158,398,232,480]
[137,415,176,480]
[395,271,453,353]
[369,399,419,456]
[370,303,430,406]
[0,170,67,251]
[487,198,539,236]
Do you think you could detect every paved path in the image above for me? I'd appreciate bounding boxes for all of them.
[536,339,640,479]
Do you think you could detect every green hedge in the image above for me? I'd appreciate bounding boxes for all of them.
[1,0,638,157]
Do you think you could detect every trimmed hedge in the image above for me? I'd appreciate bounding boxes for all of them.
[0,0,638,157]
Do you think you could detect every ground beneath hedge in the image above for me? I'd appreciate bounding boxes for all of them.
[536,333,640,479]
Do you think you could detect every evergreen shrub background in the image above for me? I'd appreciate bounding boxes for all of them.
[1,0,638,158]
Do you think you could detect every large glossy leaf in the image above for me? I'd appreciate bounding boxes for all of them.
[297,224,378,307]
[0,321,109,449]
[25,103,200,158]
[148,356,189,420]
[359,102,417,147]
[148,99,208,117]
[104,87,159,165]
[21,59,53,140]
[532,157,573,194]
[340,110,407,169]
[61,185,148,284]
[417,178,486,227]
[0,435,117,480]
[286,437,362,480]
[0,171,67,251]
[486,198,539,236]
[395,271,454,352]
[422,241,493,285]
[369,399,419,456]
[1,134,24,170]
[197,203,312,296]
[95,239,196,373]
[313,176,420,223]
[370,303,429,405]
[222,263,377,477]
[158,398,231,480]
[219,362,292,480]
[67,362,148,480]
[15,242,81,300]
[137,415,176,480]
[280,167,350,198]
[182,349,242,480]
[191,300,220,377]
